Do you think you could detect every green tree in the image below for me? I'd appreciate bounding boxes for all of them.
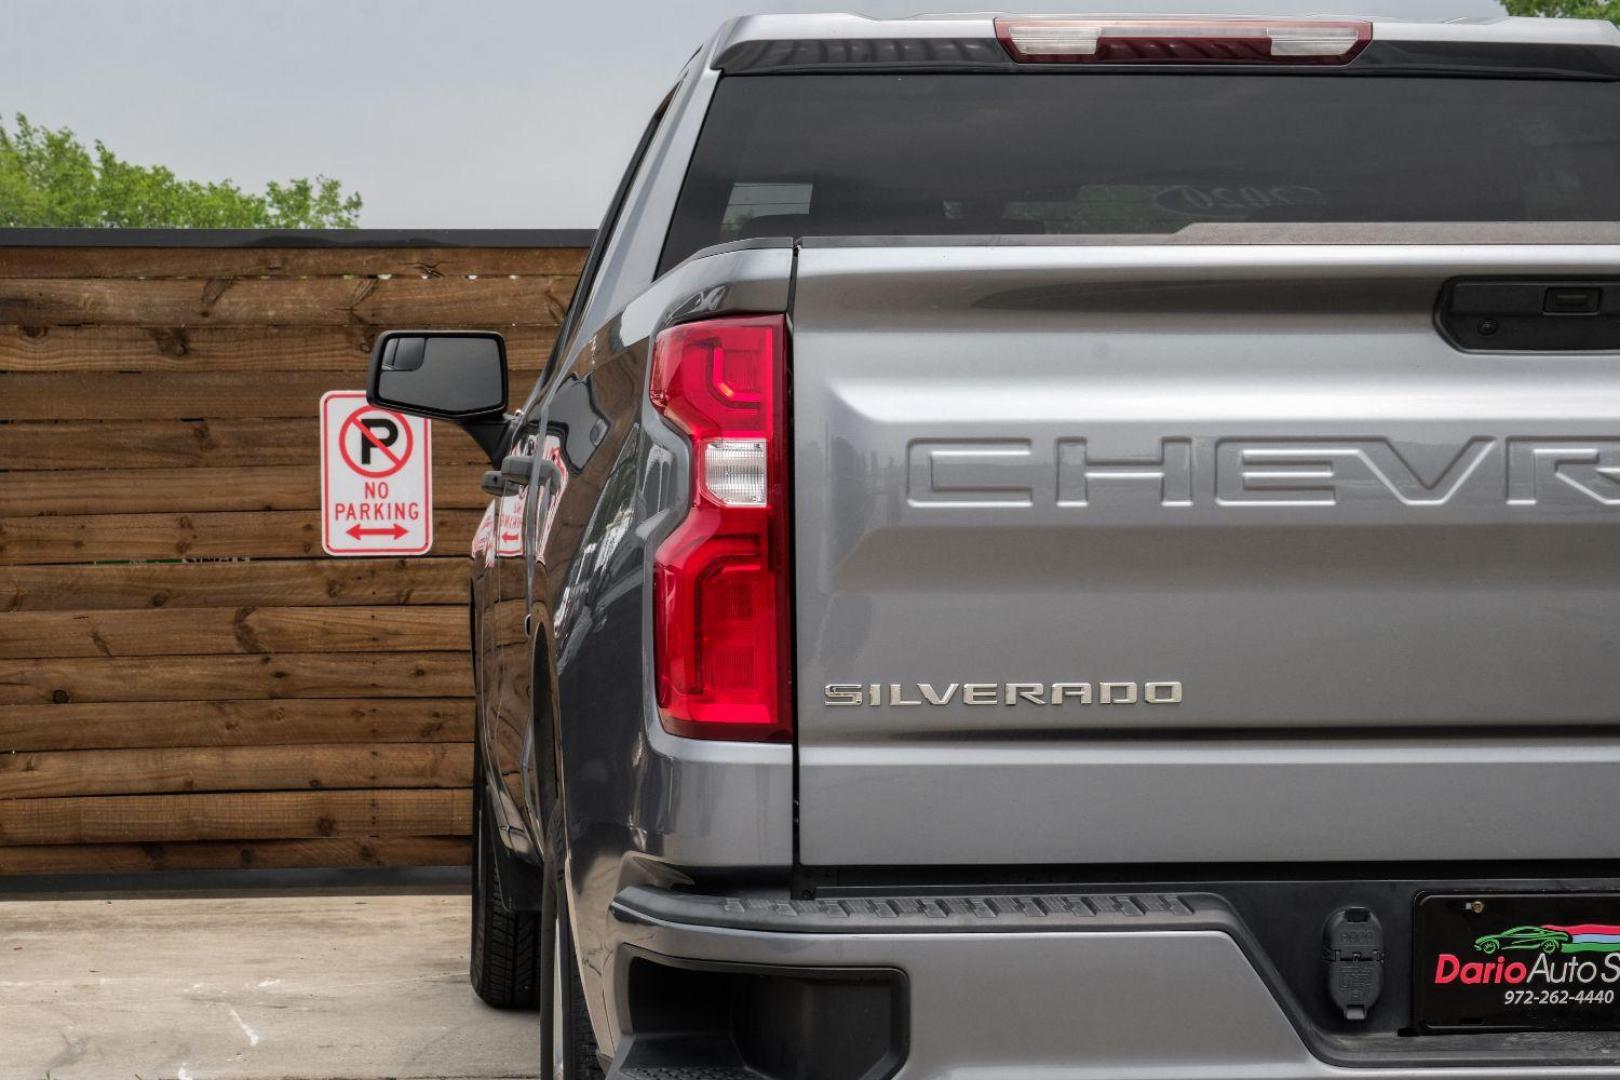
[0,114,362,228]
[1500,0,1620,21]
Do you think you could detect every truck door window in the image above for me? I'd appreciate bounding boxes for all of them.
[539,86,676,392]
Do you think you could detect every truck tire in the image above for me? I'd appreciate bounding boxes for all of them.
[551,891,604,1079]
[470,745,543,1010]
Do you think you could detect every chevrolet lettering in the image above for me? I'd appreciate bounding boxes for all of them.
[909,436,1620,510]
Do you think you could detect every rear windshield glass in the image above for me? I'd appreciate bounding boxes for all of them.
[659,73,1620,272]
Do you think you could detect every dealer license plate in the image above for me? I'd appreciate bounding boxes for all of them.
[1416,894,1620,1032]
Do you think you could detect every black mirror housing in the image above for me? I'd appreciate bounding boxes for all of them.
[368,330,509,421]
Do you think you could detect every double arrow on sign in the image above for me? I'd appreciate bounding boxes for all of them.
[346,523,409,540]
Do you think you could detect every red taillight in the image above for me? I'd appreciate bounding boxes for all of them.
[995,17,1372,66]
[650,315,791,743]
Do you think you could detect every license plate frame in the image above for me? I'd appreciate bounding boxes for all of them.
[1415,893,1620,1033]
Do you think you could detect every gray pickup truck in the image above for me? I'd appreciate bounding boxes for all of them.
[366,11,1620,1079]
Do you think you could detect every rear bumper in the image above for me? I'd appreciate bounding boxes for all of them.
[604,886,1620,1080]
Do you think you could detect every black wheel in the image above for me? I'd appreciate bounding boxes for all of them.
[541,841,605,1080]
[548,889,604,1079]
[470,743,543,1009]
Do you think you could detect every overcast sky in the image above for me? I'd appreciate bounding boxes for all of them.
[3,0,1508,228]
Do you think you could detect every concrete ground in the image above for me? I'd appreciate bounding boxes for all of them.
[0,890,538,1080]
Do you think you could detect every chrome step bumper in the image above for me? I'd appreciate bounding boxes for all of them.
[602,885,1620,1080]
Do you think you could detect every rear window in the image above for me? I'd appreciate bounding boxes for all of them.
[659,73,1620,273]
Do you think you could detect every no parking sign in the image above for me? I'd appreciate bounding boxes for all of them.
[320,391,433,556]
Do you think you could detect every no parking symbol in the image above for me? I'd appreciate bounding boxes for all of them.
[320,391,433,556]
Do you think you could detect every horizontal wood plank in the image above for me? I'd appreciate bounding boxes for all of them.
[0,789,472,845]
[0,323,555,374]
[0,508,480,564]
[6,371,363,420]
[0,835,470,873]
[0,418,499,471]
[0,697,473,752]
[0,606,466,658]
[2,371,523,420]
[1,559,468,611]
[0,743,471,799]
[0,652,472,705]
[0,275,570,327]
[0,245,585,280]
[0,463,490,516]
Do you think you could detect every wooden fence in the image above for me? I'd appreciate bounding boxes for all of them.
[0,236,588,875]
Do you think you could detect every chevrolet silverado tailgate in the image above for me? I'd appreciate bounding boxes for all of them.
[791,242,1620,866]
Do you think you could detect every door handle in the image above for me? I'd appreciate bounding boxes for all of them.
[519,437,563,559]
[499,452,533,487]
[520,429,556,631]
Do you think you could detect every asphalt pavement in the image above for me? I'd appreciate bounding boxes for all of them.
[0,890,537,1080]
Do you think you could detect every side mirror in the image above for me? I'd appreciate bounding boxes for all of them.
[368,330,508,421]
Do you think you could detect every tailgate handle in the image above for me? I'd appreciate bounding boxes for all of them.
[1545,286,1602,315]
[1441,278,1620,352]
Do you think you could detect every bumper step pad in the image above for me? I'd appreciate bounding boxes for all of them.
[608,1035,767,1080]
[613,885,1209,934]
[617,1069,759,1080]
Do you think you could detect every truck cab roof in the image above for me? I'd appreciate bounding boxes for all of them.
[718,12,1620,47]
[710,12,1620,77]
